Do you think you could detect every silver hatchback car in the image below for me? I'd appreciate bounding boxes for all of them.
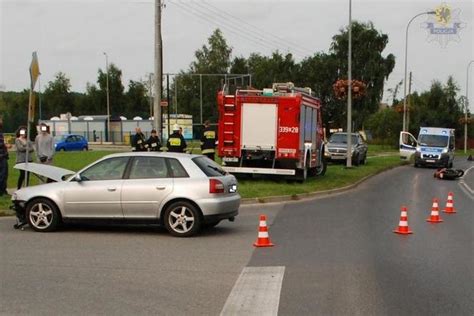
[11,152,240,237]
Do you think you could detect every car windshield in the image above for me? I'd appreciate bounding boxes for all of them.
[329,134,358,144]
[418,134,448,147]
[54,135,66,142]
[192,156,227,177]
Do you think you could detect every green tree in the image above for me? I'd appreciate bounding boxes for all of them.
[97,63,125,116]
[0,91,29,132]
[330,21,395,129]
[126,80,149,118]
[366,107,401,146]
[81,83,103,115]
[176,28,233,127]
[245,52,299,88]
[409,77,464,137]
[42,72,73,117]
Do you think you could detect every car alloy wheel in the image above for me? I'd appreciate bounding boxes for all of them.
[26,198,60,232]
[164,201,201,237]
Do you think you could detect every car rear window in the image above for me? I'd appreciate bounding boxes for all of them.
[192,156,227,177]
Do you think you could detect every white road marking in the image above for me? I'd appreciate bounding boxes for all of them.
[459,166,474,200]
[220,266,285,316]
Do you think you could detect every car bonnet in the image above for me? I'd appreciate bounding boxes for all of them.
[14,163,75,182]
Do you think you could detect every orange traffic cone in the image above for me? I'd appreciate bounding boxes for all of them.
[443,192,456,214]
[427,198,443,223]
[253,215,274,247]
[393,206,413,235]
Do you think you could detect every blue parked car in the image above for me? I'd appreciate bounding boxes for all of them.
[54,134,88,151]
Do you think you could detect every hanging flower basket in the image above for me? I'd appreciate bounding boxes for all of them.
[333,79,367,100]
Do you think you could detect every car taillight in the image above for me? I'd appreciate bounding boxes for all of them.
[209,179,225,193]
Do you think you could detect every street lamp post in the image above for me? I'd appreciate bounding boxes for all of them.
[402,11,436,132]
[103,52,111,142]
[346,0,353,167]
[465,60,474,153]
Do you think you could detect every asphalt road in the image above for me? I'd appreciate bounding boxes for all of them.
[250,158,474,315]
[0,158,472,315]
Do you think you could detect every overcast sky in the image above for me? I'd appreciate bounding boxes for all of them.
[0,0,473,109]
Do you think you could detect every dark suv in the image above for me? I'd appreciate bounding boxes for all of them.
[324,132,368,166]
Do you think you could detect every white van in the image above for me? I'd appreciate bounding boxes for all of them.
[399,127,455,168]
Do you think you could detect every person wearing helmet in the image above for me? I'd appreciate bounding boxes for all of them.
[166,124,187,153]
[200,120,217,160]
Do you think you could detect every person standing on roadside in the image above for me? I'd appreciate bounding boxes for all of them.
[147,129,162,151]
[0,118,10,196]
[132,127,147,151]
[167,124,187,153]
[200,120,217,160]
[15,126,34,189]
[35,123,55,164]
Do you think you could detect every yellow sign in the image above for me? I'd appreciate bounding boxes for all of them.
[169,138,181,146]
[435,3,451,26]
[204,131,216,139]
[29,51,40,89]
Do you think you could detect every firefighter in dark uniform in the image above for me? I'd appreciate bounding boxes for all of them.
[166,124,187,153]
[200,120,217,160]
[147,129,161,151]
[132,127,147,151]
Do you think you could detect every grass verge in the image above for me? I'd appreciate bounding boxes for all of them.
[238,155,403,199]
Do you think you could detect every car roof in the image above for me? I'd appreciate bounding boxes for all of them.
[57,134,83,137]
[101,152,202,160]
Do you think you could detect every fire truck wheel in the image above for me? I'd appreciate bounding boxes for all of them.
[314,157,327,176]
[309,157,327,177]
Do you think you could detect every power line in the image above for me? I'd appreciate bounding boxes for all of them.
[195,0,314,56]
[169,0,307,59]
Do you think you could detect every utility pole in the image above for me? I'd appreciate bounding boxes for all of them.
[154,0,162,135]
[407,71,412,132]
[148,73,153,118]
[200,74,203,125]
[167,74,171,139]
[103,52,110,142]
[346,0,352,168]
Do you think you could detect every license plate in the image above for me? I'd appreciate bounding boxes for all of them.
[332,156,346,160]
[223,157,238,162]
[426,159,435,163]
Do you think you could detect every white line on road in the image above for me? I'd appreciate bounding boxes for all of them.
[220,266,285,316]
[459,166,474,200]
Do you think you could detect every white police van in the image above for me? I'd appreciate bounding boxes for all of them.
[399,127,455,168]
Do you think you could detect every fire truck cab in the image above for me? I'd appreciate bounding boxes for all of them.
[217,82,326,181]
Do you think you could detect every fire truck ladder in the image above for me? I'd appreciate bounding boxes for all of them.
[221,95,237,156]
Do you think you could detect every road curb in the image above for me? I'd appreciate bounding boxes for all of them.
[241,163,406,205]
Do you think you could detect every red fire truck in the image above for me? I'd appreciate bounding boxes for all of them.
[217,82,326,180]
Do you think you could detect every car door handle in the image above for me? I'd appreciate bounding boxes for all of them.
[156,186,167,190]
[107,187,117,192]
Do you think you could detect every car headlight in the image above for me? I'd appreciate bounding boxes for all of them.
[11,193,17,201]
[442,148,448,154]
[416,147,421,152]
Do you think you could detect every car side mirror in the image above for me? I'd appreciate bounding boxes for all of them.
[74,174,83,182]
[449,144,454,150]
